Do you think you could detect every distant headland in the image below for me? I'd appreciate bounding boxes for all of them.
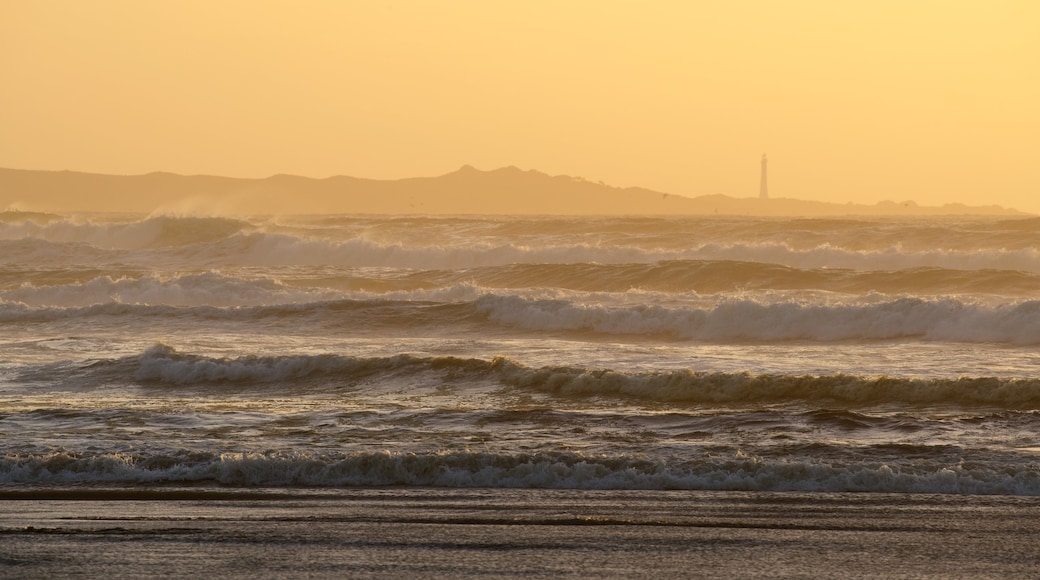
[0,165,1027,216]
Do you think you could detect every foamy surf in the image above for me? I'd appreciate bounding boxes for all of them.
[4,214,1040,497]
[6,289,1040,345]
[3,449,1039,495]
[6,214,1040,271]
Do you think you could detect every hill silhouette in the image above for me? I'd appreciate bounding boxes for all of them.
[0,165,1026,216]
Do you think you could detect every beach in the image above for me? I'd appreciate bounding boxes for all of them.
[4,488,1040,578]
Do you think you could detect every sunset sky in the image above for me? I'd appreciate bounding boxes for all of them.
[2,1,1038,211]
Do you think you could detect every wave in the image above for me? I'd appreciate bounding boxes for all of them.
[0,216,259,270]
[3,449,1039,495]
[28,346,1040,408]
[0,215,253,250]
[8,262,1040,310]
[130,345,491,385]
[9,289,1040,345]
[0,271,343,308]
[0,238,117,267]
[6,215,1040,273]
[452,261,1040,295]
[494,363,1040,409]
[0,210,65,224]
[475,294,1040,344]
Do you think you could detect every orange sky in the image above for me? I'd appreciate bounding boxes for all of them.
[2,1,1038,211]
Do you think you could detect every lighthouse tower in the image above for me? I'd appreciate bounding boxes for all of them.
[759,154,769,199]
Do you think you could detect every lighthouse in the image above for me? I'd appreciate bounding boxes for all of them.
[759,154,768,199]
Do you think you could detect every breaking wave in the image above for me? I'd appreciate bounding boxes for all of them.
[8,263,1040,311]
[445,261,1040,295]
[7,289,1040,344]
[3,449,1039,495]
[475,294,1040,344]
[33,345,1040,408]
[6,214,1040,272]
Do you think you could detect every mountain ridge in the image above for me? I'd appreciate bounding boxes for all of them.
[0,165,1027,216]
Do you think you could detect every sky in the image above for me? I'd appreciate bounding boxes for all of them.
[2,1,1038,211]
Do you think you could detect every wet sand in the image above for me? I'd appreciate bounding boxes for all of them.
[2,488,1039,578]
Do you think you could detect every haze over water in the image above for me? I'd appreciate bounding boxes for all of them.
[4,2,1040,577]
[3,2,1039,212]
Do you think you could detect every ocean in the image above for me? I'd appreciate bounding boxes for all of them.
[3,212,1040,576]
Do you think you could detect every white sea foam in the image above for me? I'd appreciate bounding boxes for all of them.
[7,215,1040,272]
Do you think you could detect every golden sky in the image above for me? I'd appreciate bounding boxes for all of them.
[2,1,1038,211]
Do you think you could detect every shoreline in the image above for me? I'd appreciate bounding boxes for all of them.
[4,488,1039,577]
[3,485,1040,502]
